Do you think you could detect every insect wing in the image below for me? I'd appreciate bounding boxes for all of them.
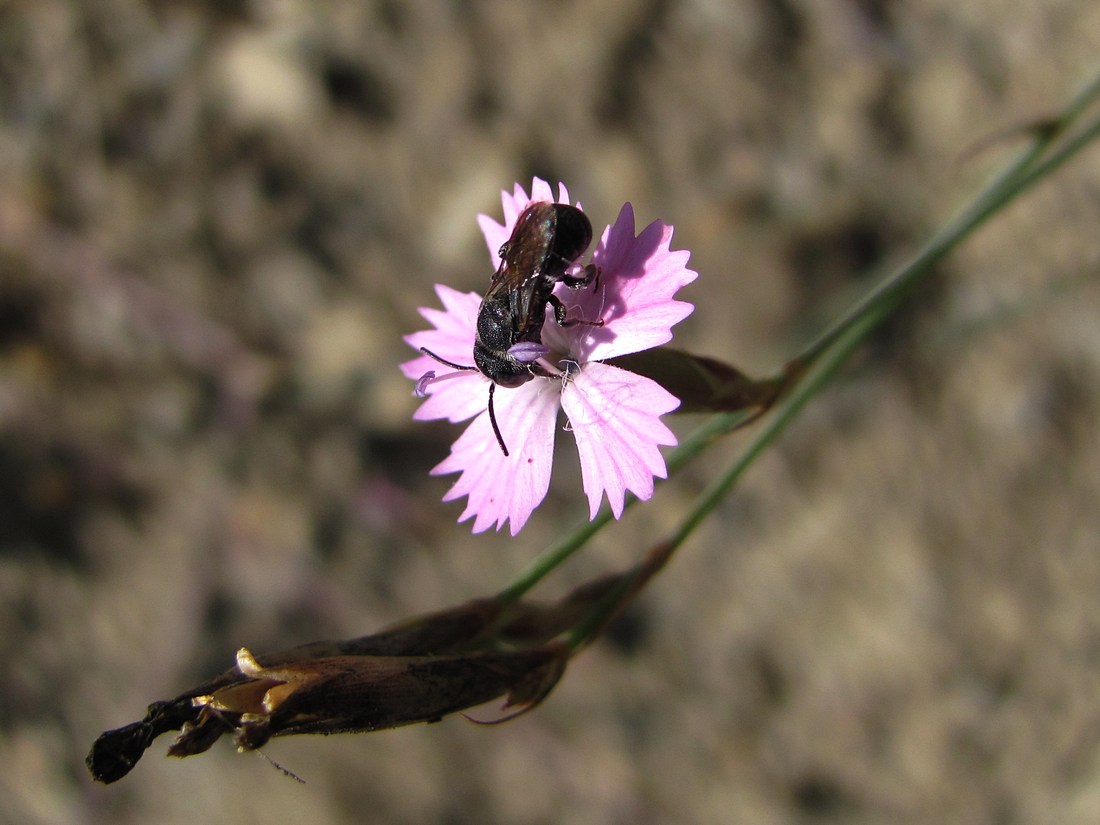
[484,202,558,335]
[543,206,592,276]
[486,203,556,291]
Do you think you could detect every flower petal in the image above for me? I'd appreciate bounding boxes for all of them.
[400,285,486,422]
[560,362,679,519]
[411,371,488,423]
[563,203,698,362]
[476,213,510,270]
[400,285,480,380]
[431,380,560,535]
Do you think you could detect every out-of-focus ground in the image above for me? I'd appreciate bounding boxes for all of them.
[2,2,1099,823]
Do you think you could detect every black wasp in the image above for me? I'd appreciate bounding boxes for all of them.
[421,201,602,456]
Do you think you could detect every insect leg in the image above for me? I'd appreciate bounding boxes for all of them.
[559,263,601,289]
[548,295,605,328]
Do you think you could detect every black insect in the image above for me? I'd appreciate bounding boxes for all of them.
[421,201,601,456]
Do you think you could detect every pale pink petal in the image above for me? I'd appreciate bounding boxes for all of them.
[560,362,679,519]
[400,332,472,382]
[510,181,532,209]
[570,204,698,362]
[478,182,533,264]
[436,282,484,319]
[530,178,559,204]
[411,372,488,423]
[476,213,511,269]
[431,381,560,534]
[399,285,486,422]
[400,285,480,379]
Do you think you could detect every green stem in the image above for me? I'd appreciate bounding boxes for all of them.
[496,408,759,605]
[1005,109,1100,198]
[559,315,878,647]
[666,300,881,553]
[496,508,615,604]
[563,564,642,650]
[497,65,1100,605]
[794,82,1100,370]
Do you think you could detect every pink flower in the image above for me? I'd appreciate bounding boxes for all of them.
[401,179,697,535]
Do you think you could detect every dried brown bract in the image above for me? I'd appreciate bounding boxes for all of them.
[87,631,568,784]
[88,545,671,784]
[172,644,569,755]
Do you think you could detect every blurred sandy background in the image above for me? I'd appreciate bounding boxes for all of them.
[2,2,1100,823]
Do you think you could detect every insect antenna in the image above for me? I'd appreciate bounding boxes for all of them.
[421,347,510,456]
[487,383,509,457]
[420,347,477,371]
